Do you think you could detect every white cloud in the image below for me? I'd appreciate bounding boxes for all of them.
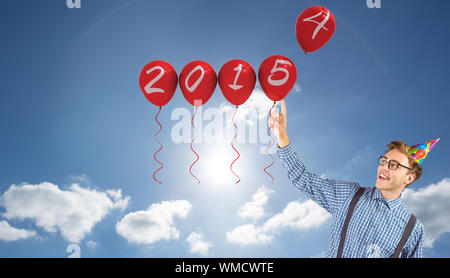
[69,174,91,184]
[227,186,331,246]
[238,185,274,220]
[186,231,214,256]
[221,88,277,127]
[115,200,192,245]
[0,221,37,241]
[243,88,276,118]
[260,200,331,234]
[0,182,130,243]
[402,178,450,248]
[106,189,129,208]
[310,251,327,258]
[86,240,97,249]
[226,224,273,246]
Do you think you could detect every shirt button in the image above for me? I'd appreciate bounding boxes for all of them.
[371,224,375,228]
[363,242,368,245]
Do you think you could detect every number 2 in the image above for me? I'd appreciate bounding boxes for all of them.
[144,66,165,94]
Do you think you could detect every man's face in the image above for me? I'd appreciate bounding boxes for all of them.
[376,149,415,192]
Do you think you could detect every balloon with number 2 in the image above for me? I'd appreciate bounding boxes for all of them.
[139,60,178,184]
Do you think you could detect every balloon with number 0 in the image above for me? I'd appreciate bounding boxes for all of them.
[179,60,217,184]
[179,61,217,106]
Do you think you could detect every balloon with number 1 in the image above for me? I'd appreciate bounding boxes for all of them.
[218,59,256,184]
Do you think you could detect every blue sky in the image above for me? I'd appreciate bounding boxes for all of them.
[0,0,449,258]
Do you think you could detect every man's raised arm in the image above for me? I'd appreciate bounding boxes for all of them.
[269,100,359,214]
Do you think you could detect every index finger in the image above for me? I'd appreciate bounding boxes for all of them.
[281,99,286,116]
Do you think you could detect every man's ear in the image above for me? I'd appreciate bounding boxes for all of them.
[404,173,416,188]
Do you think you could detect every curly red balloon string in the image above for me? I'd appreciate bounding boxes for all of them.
[230,105,241,184]
[190,106,200,184]
[264,101,276,183]
[153,106,163,184]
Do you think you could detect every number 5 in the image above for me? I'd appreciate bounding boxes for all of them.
[268,59,292,86]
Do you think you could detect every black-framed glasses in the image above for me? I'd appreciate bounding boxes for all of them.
[377,155,412,171]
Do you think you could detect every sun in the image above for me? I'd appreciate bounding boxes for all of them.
[198,143,243,186]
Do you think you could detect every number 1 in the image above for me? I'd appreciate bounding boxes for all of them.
[229,64,243,91]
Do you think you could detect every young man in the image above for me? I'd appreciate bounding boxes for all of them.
[269,100,438,258]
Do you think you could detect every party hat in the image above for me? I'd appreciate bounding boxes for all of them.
[408,138,440,165]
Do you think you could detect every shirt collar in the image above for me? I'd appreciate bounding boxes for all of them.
[374,188,403,210]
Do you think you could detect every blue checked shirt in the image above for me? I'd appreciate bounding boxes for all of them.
[278,143,424,258]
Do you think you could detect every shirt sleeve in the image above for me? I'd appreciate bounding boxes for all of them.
[277,143,360,215]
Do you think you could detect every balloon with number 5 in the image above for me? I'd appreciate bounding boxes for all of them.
[258,55,297,101]
[259,55,297,183]
[218,59,256,106]
[296,6,336,53]
[139,60,178,107]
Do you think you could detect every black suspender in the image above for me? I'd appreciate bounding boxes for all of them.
[336,187,417,258]
[391,213,417,258]
[336,187,365,258]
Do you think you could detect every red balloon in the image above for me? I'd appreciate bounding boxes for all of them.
[139,60,178,107]
[218,59,256,106]
[296,6,336,53]
[179,61,217,106]
[415,149,427,159]
[258,55,297,101]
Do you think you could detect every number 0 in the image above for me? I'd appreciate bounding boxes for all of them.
[185,65,205,93]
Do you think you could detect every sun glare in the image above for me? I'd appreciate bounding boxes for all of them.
[199,144,243,186]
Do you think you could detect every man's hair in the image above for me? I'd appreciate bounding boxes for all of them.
[385,140,422,186]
